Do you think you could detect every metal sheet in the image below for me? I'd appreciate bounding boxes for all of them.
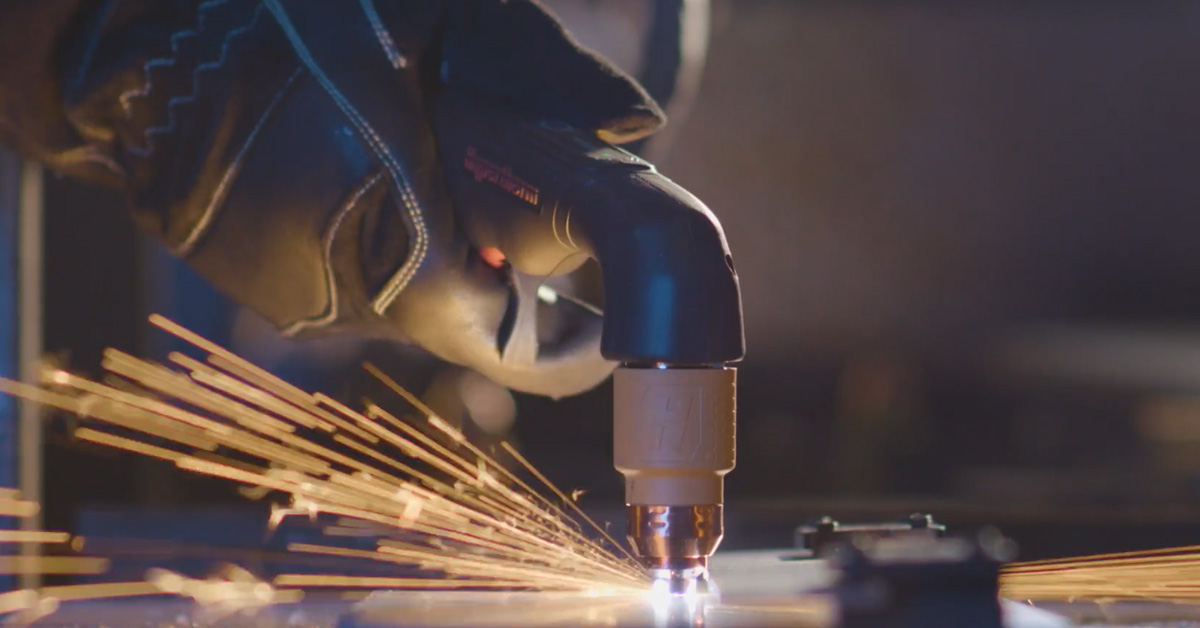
[342,552,1070,628]
[16,597,1074,628]
[4,553,1081,628]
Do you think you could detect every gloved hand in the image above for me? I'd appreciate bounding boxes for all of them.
[0,0,665,397]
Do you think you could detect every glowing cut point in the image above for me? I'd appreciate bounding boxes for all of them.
[536,285,558,304]
[649,579,705,627]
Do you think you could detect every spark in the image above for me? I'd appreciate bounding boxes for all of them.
[0,531,69,544]
[36,581,161,602]
[0,498,39,519]
[273,574,525,589]
[0,556,108,575]
[0,315,649,595]
[1001,545,1200,602]
[0,492,171,622]
[0,486,308,624]
[0,591,39,617]
[148,565,303,611]
[44,316,1200,613]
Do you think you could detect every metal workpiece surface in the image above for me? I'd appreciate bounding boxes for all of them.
[9,591,1074,628]
[1034,600,1200,627]
[7,552,1129,628]
[341,552,1070,628]
[21,598,353,628]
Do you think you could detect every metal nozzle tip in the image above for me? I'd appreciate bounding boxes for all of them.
[647,561,711,595]
[627,505,723,593]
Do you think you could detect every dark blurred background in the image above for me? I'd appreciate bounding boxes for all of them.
[26,1,1200,562]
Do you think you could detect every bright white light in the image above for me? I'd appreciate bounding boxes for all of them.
[536,285,559,304]
[648,577,705,627]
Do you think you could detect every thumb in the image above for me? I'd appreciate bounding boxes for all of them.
[438,0,665,144]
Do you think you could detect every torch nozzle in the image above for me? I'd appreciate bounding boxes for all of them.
[612,365,735,592]
[628,504,723,593]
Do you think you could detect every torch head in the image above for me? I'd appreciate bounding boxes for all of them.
[613,365,736,590]
[428,88,744,587]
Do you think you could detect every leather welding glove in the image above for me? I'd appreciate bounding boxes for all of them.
[0,0,665,398]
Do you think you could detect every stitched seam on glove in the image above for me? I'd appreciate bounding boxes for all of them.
[263,0,429,316]
[118,0,231,119]
[357,0,406,70]
[282,170,386,337]
[129,2,268,157]
[176,65,305,256]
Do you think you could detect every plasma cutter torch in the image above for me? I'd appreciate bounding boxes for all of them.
[431,89,744,589]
